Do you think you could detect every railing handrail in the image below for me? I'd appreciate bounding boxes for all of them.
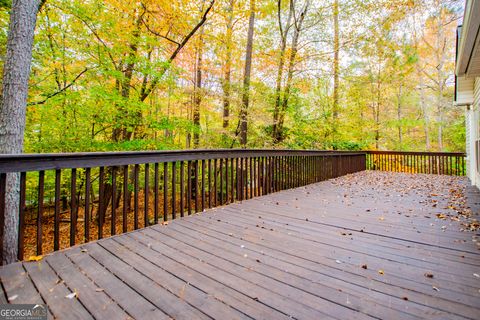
[0,149,366,173]
[366,150,466,156]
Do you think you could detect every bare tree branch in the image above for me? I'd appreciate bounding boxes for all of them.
[140,0,215,101]
[28,68,89,106]
[141,18,181,46]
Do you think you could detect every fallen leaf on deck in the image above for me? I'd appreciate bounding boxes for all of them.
[378,217,385,221]
[161,221,169,226]
[95,288,104,292]
[335,260,342,264]
[65,292,77,299]
[361,264,368,269]
[473,273,479,278]
[378,270,384,275]
[424,273,434,278]
[81,249,88,253]
[436,214,447,220]
[402,297,409,301]
[8,295,18,302]
[27,255,43,262]
[432,286,440,292]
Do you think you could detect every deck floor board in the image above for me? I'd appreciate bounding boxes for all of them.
[1,171,479,319]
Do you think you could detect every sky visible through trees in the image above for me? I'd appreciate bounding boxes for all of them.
[0,0,466,153]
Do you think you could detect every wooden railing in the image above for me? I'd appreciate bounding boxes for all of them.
[0,150,366,263]
[366,151,466,176]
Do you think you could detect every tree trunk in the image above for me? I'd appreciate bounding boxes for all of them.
[0,0,41,264]
[332,0,340,140]
[412,10,430,151]
[222,0,234,132]
[239,0,256,147]
[397,84,403,149]
[276,0,310,142]
[272,0,292,144]
[435,5,445,152]
[193,26,205,149]
[418,67,430,151]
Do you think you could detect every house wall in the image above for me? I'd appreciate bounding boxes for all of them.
[457,77,475,104]
[468,77,480,188]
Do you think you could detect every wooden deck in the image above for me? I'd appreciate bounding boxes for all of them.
[1,171,479,319]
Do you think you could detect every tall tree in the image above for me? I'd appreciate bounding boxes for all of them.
[272,0,293,144]
[239,0,255,147]
[0,0,43,264]
[193,24,205,148]
[222,0,235,132]
[332,0,340,140]
[275,0,310,144]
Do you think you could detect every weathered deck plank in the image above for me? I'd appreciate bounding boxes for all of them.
[0,171,479,319]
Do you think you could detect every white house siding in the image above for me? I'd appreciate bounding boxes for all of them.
[471,77,480,188]
[466,107,471,180]
[458,77,475,104]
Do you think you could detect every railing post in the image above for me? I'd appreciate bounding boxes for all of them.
[0,173,6,265]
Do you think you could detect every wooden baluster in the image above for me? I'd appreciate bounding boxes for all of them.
[54,170,61,250]
[70,169,77,247]
[230,158,235,202]
[201,160,205,211]
[180,161,184,217]
[213,159,217,206]
[154,163,159,223]
[172,162,177,219]
[111,167,117,234]
[122,165,128,232]
[187,161,192,215]
[37,170,45,255]
[220,159,224,205]
[208,159,212,208]
[18,172,26,260]
[83,168,92,242]
[0,173,5,264]
[194,160,199,213]
[98,167,105,238]
[164,162,168,220]
[143,164,149,228]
